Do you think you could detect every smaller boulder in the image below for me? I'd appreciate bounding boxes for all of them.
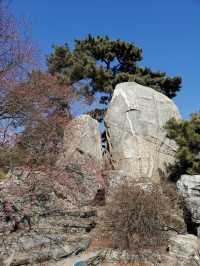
[177,175,200,234]
[57,114,102,168]
[56,114,104,206]
[163,234,200,266]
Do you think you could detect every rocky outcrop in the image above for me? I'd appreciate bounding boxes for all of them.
[1,83,197,266]
[105,82,181,183]
[0,176,96,266]
[57,114,102,168]
[0,114,105,265]
[177,175,200,235]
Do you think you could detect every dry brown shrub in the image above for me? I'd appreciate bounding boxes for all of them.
[101,181,172,255]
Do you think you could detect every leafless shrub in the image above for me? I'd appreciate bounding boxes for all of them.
[0,0,38,165]
[0,0,36,89]
[101,181,172,256]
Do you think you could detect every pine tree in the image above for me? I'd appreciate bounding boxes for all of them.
[165,112,200,180]
[47,35,182,121]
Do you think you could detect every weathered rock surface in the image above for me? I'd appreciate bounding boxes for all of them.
[0,204,97,266]
[0,168,102,211]
[69,234,200,266]
[177,175,200,235]
[57,114,102,168]
[1,235,90,265]
[0,162,106,266]
[55,114,104,202]
[105,82,181,183]
[163,234,200,266]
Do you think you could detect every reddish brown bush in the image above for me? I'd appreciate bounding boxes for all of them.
[0,71,76,171]
[0,0,37,169]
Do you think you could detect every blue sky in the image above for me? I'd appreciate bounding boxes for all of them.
[12,0,200,118]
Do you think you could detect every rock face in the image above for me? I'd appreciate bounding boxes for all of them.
[105,82,181,183]
[57,114,102,168]
[56,114,104,202]
[71,234,200,266]
[164,234,200,266]
[0,171,98,266]
[0,207,96,266]
[177,175,200,235]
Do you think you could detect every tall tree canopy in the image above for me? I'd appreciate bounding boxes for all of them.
[47,35,182,120]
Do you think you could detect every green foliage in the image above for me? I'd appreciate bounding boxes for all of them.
[47,35,182,119]
[165,112,200,179]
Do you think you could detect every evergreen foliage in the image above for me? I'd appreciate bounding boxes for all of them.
[165,112,200,179]
[47,35,182,120]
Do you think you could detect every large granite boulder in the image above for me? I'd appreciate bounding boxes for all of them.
[57,114,102,168]
[105,82,181,183]
[177,175,200,235]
